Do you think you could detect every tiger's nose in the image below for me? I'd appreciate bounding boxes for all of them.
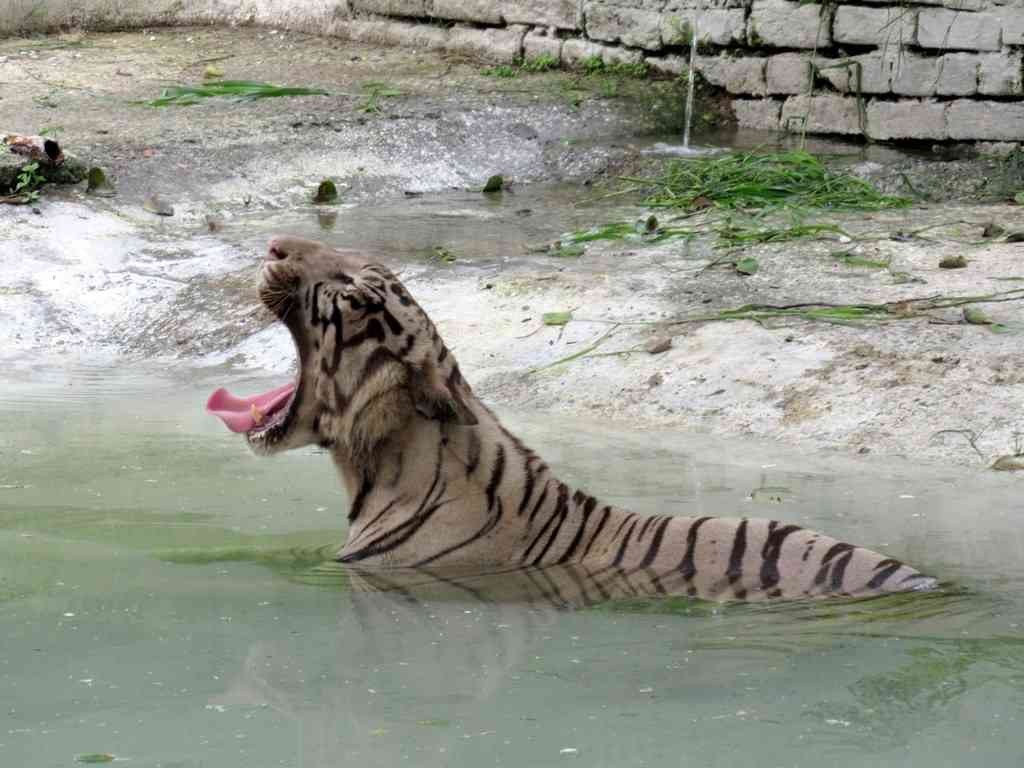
[267,238,289,261]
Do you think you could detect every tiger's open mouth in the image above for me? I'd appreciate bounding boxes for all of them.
[206,380,297,439]
[206,257,305,448]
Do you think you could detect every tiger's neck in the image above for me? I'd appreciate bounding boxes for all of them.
[329,400,636,569]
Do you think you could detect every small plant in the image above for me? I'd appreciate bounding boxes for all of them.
[357,81,402,113]
[430,246,456,264]
[597,77,620,98]
[522,54,558,72]
[13,161,44,202]
[582,55,606,75]
[606,60,649,78]
[666,17,694,46]
[313,179,339,204]
[482,64,519,78]
[142,80,329,107]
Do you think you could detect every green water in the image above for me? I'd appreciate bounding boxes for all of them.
[2,367,1023,768]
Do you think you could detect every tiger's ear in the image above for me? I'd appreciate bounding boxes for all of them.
[408,361,478,426]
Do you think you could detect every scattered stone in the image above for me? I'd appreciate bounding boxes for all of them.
[735,256,759,275]
[981,221,1005,239]
[644,336,672,354]
[85,167,115,197]
[647,372,664,388]
[939,255,967,269]
[143,194,174,216]
[403,190,423,197]
[991,455,1024,472]
[204,64,224,78]
[963,307,992,325]
[482,174,504,193]
[1006,232,1024,243]
[313,179,338,203]
[205,214,223,232]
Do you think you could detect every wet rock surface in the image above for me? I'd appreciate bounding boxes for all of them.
[2,27,1024,468]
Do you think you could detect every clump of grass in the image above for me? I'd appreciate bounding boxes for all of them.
[429,246,456,264]
[581,56,649,78]
[831,250,889,269]
[522,54,559,72]
[631,150,911,212]
[559,217,694,248]
[357,81,402,113]
[143,80,329,107]
[715,218,849,247]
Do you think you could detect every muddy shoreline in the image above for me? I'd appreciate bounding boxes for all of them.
[2,27,1023,469]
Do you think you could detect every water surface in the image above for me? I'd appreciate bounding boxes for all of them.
[2,368,1023,767]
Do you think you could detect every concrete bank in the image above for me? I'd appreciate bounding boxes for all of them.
[1,28,1023,472]
[3,0,1024,146]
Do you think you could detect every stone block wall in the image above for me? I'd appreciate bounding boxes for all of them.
[4,0,1024,143]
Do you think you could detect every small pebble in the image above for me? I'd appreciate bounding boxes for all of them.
[644,337,672,355]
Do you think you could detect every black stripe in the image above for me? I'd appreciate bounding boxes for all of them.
[358,346,398,383]
[438,345,449,362]
[801,536,818,562]
[636,515,656,542]
[485,444,506,512]
[348,498,399,543]
[340,492,449,562]
[829,550,855,593]
[759,523,802,591]
[522,484,566,563]
[580,506,612,560]
[518,455,538,515]
[531,484,571,565]
[390,282,411,305]
[341,317,386,350]
[348,474,375,521]
[610,513,636,541]
[726,519,749,585]
[813,542,854,588]
[611,520,639,567]
[638,516,673,569]
[381,308,404,336]
[310,282,323,326]
[398,333,416,358]
[465,430,481,477]
[339,446,445,562]
[414,497,504,567]
[528,483,550,525]
[679,516,712,581]
[866,558,904,590]
[555,495,598,564]
[328,300,344,373]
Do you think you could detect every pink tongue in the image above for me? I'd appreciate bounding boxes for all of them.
[206,382,296,434]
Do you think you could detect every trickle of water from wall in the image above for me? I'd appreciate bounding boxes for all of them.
[682,17,699,149]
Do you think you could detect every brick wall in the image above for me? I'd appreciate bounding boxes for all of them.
[5,0,1024,143]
